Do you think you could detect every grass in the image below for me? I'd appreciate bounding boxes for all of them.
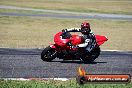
[0,0,132,15]
[0,16,132,51]
[0,79,132,88]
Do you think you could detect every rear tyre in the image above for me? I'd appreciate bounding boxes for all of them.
[82,47,100,63]
[90,46,100,62]
[41,46,57,62]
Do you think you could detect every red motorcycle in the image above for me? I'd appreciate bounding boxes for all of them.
[41,32,108,63]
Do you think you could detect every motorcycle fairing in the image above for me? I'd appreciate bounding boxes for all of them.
[95,35,108,46]
[71,35,82,46]
[50,44,56,49]
[54,32,70,46]
[50,32,108,49]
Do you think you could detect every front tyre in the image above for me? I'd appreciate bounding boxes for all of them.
[41,46,57,62]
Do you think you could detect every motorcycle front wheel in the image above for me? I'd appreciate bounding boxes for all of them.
[41,46,57,62]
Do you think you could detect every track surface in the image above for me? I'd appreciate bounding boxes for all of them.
[0,48,132,78]
[0,5,132,20]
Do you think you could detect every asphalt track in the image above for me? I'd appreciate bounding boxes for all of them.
[0,5,132,20]
[1,12,132,20]
[0,48,132,78]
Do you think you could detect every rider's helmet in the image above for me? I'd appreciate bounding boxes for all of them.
[81,21,91,34]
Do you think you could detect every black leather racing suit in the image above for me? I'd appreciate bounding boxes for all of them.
[64,28,96,52]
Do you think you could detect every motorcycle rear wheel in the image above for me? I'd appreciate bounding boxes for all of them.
[41,46,57,62]
[90,46,100,62]
[82,47,100,63]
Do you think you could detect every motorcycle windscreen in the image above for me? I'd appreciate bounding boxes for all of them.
[95,35,108,46]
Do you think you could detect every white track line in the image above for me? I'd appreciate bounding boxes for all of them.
[102,50,123,51]
[102,50,132,52]
[1,78,70,81]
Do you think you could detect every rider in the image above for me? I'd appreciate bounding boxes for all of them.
[62,21,96,52]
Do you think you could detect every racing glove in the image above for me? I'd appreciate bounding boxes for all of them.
[62,29,68,33]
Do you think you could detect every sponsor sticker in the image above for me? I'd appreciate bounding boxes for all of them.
[76,66,131,84]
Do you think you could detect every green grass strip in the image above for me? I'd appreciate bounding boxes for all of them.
[0,79,132,88]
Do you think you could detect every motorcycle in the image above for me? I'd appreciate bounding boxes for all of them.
[41,31,108,63]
